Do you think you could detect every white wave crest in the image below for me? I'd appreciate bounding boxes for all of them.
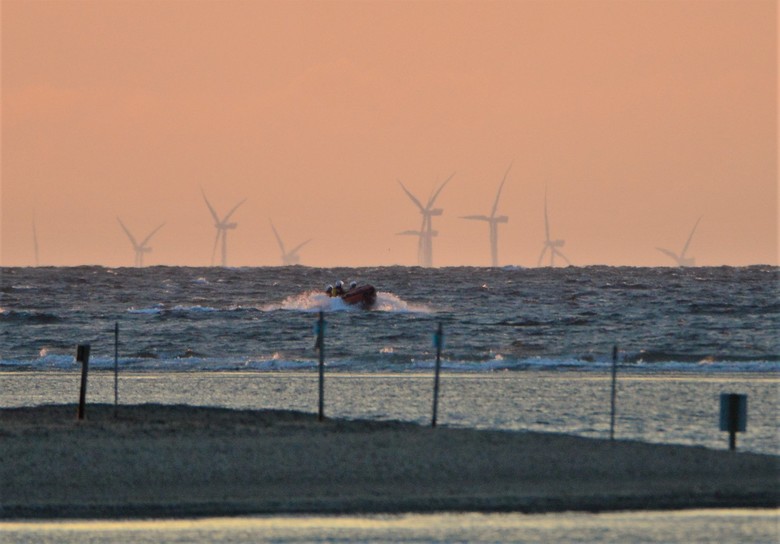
[373,292,432,313]
[265,290,432,313]
[127,306,163,315]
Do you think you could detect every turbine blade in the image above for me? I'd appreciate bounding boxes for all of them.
[270,220,286,253]
[397,179,426,212]
[460,215,491,222]
[140,222,165,247]
[543,187,551,242]
[656,247,681,263]
[537,246,549,267]
[223,198,247,222]
[681,216,702,257]
[555,248,572,266]
[397,230,422,236]
[117,218,140,249]
[200,187,221,224]
[490,162,512,217]
[289,239,312,255]
[427,172,455,208]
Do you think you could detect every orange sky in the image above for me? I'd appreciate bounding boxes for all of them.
[2,0,777,267]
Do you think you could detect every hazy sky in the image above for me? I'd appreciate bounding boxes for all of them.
[2,0,777,267]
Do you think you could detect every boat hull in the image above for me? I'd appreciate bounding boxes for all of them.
[341,285,376,308]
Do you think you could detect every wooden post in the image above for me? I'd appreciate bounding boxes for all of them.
[114,322,119,417]
[316,311,325,422]
[432,322,443,428]
[76,344,90,420]
[609,344,618,440]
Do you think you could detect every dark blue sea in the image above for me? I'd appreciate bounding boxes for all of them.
[1,265,778,373]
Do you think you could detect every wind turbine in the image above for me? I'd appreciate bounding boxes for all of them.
[117,218,165,267]
[460,163,512,267]
[537,188,571,267]
[396,173,455,267]
[656,217,702,267]
[270,220,311,266]
[201,188,246,267]
[32,215,40,267]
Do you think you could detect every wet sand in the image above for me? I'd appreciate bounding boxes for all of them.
[1,404,777,519]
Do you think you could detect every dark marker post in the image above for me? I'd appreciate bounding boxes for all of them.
[432,322,443,428]
[609,344,618,440]
[316,311,325,422]
[76,344,90,420]
[720,393,747,451]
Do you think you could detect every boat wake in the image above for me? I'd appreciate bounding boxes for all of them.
[265,291,432,313]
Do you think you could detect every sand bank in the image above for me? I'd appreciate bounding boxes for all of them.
[1,404,777,519]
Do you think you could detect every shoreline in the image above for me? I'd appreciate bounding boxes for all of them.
[1,404,778,519]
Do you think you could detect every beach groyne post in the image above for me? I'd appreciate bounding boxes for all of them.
[609,344,618,440]
[114,322,119,417]
[315,311,325,422]
[719,393,747,451]
[76,344,90,420]
[432,322,443,428]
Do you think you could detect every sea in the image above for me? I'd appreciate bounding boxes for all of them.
[1,265,778,543]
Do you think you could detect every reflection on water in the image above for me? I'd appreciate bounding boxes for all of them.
[2,510,778,543]
[3,371,779,455]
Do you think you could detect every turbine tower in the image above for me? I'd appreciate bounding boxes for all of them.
[270,220,311,266]
[117,218,165,267]
[537,188,571,267]
[397,173,455,267]
[32,215,40,267]
[656,217,702,267]
[201,188,246,267]
[460,163,512,267]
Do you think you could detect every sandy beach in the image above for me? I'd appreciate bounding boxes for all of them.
[1,404,777,519]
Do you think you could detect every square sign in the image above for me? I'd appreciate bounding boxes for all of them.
[719,393,747,433]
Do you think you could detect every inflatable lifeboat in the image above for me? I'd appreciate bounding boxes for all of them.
[325,282,376,308]
[339,284,377,308]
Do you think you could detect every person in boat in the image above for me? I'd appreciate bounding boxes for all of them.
[349,281,357,290]
[325,284,334,297]
[334,280,345,296]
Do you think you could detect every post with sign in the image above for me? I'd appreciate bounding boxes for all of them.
[76,344,91,420]
[431,322,444,428]
[609,345,618,440]
[315,311,326,422]
[114,322,119,417]
[720,393,747,451]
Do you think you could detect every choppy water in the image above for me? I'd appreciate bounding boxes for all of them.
[1,266,778,372]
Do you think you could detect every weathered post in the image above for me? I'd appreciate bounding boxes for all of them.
[316,311,325,422]
[432,322,443,428]
[609,344,618,440]
[114,322,119,416]
[76,344,90,420]
[720,393,747,451]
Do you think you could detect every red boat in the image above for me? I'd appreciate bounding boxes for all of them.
[340,284,377,308]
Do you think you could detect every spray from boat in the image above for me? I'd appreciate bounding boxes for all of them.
[265,291,432,313]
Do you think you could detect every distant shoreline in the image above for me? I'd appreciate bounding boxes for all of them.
[1,404,778,519]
